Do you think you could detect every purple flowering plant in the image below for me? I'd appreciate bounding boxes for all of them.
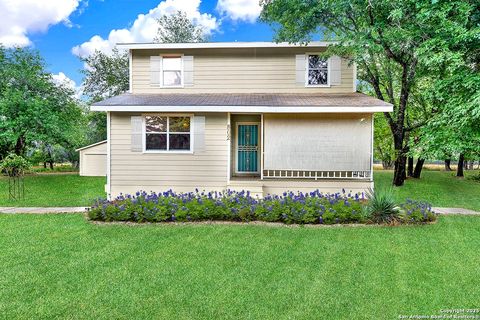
[88,188,436,225]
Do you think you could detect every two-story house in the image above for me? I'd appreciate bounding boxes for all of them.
[91,42,393,198]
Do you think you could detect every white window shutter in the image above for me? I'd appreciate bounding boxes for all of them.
[150,56,161,86]
[330,56,342,85]
[131,116,143,152]
[183,55,194,87]
[295,54,306,86]
[193,116,205,153]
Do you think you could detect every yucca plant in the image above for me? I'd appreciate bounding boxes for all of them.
[365,188,400,224]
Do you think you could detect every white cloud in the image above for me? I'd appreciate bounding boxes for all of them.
[216,0,262,23]
[72,0,219,58]
[51,72,82,99]
[0,0,81,47]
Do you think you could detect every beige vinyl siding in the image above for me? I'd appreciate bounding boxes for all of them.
[79,142,107,177]
[110,112,229,197]
[131,48,354,94]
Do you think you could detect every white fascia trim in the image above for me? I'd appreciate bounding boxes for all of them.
[91,105,393,113]
[117,41,337,50]
[106,112,111,200]
[128,49,133,93]
[75,140,107,152]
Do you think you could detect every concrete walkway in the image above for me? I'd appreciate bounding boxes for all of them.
[431,207,480,215]
[0,207,87,214]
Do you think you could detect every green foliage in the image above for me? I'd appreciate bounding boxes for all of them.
[88,190,368,224]
[373,114,395,168]
[261,0,479,185]
[399,200,437,223]
[88,189,434,225]
[0,47,86,158]
[365,187,436,224]
[80,48,129,103]
[365,188,400,224]
[154,11,208,43]
[0,154,30,177]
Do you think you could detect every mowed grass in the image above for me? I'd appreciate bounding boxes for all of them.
[0,174,105,207]
[1,171,479,210]
[0,214,479,319]
[375,170,480,211]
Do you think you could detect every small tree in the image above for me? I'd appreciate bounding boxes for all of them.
[0,154,30,200]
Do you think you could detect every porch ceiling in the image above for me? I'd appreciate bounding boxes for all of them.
[91,93,392,113]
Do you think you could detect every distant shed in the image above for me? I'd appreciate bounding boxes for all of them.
[76,140,107,176]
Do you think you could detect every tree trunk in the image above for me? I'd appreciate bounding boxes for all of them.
[444,159,452,171]
[412,158,425,178]
[14,136,25,155]
[393,154,407,186]
[407,157,414,177]
[43,162,47,169]
[457,154,465,177]
[49,161,54,170]
[382,160,393,169]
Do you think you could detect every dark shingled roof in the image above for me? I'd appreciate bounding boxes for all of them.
[92,93,391,107]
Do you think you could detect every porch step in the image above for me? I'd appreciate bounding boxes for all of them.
[227,180,264,198]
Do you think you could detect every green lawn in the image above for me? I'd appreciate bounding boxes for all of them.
[1,170,479,210]
[0,174,105,207]
[0,214,479,319]
[375,170,480,211]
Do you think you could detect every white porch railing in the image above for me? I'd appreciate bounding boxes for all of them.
[262,170,372,180]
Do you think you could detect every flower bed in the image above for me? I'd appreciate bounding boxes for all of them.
[88,189,437,225]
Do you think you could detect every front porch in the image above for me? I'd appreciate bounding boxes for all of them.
[227,113,374,181]
[227,112,374,196]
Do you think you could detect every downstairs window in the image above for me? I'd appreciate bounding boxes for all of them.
[145,115,191,152]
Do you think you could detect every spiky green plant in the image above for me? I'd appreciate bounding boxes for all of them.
[365,188,400,224]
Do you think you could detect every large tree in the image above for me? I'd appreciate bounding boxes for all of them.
[80,48,129,143]
[261,0,477,186]
[0,47,85,158]
[81,48,129,102]
[154,11,208,43]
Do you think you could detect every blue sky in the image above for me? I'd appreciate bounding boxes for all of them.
[0,0,276,89]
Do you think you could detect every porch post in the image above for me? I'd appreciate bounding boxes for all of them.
[227,112,231,183]
[370,114,374,184]
[261,113,264,180]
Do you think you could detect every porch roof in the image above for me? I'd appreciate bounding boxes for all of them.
[91,93,393,113]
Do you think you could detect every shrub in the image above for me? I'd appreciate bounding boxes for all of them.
[89,189,367,224]
[365,188,400,224]
[0,154,31,177]
[88,189,436,225]
[398,199,437,223]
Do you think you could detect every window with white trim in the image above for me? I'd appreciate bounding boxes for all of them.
[145,116,191,151]
[161,56,183,87]
[306,55,329,86]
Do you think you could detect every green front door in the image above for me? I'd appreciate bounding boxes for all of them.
[237,124,259,173]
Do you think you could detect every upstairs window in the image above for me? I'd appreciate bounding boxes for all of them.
[306,55,329,86]
[145,115,191,152]
[162,56,183,87]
